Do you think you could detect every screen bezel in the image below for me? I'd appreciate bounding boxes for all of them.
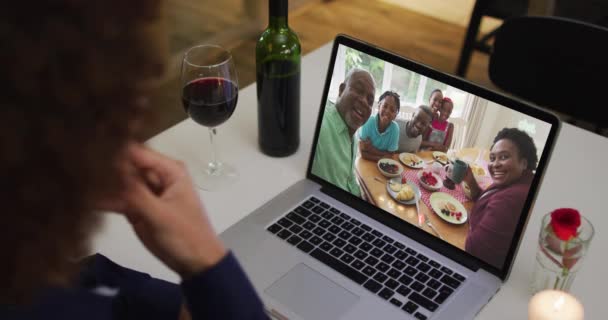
[306,34,560,280]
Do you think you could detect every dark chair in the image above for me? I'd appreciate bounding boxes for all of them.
[455,0,529,77]
[488,16,608,132]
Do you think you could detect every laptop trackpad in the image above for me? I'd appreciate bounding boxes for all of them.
[265,263,359,320]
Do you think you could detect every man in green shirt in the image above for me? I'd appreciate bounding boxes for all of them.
[311,68,375,197]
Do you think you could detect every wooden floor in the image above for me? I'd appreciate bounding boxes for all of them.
[142,0,494,139]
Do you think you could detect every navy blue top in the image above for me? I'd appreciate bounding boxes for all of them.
[1,252,269,320]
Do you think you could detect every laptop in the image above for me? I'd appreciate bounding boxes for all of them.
[220,35,560,320]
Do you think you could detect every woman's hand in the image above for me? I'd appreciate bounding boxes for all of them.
[113,144,227,279]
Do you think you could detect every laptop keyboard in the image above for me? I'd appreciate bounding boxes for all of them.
[266,196,467,319]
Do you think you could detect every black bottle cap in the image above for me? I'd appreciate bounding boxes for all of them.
[269,0,288,18]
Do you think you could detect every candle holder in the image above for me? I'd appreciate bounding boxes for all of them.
[528,290,584,320]
[530,209,594,294]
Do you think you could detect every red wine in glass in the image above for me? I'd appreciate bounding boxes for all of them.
[182,77,238,127]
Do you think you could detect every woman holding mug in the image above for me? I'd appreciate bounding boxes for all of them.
[463,128,538,269]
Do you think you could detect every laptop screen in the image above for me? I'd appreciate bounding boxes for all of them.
[309,37,557,276]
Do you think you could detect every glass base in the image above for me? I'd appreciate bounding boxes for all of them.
[193,161,238,191]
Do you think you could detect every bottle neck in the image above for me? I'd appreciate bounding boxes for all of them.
[269,0,288,29]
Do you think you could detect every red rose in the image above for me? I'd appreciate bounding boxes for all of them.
[550,208,581,241]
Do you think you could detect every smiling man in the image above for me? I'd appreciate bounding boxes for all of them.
[311,68,375,197]
[397,105,433,153]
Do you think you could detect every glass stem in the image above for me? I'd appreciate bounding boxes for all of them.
[208,127,220,175]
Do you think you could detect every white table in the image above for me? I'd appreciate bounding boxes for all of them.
[93,43,606,319]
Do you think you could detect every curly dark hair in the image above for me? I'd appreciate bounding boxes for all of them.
[492,128,539,170]
[378,91,401,111]
[0,0,166,303]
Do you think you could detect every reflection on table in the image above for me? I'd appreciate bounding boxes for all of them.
[354,149,492,250]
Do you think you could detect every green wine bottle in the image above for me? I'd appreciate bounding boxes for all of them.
[256,0,301,157]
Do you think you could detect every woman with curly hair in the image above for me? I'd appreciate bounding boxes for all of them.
[463,128,538,269]
[0,1,267,319]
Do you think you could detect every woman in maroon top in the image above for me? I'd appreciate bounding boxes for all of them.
[462,128,538,269]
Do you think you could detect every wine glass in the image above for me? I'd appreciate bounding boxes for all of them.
[181,44,239,191]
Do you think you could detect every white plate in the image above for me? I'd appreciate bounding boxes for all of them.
[386,179,421,205]
[377,158,404,178]
[417,171,442,191]
[429,192,468,224]
[432,151,449,165]
[399,152,425,169]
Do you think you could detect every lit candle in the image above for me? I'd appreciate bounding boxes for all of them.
[528,290,584,320]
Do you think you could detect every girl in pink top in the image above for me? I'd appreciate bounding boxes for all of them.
[421,97,454,152]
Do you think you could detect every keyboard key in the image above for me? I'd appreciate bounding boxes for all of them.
[405,248,418,255]
[297,241,314,253]
[453,272,466,282]
[370,248,384,258]
[397,274,413,286]
[310,248,367,285]
[319,202,330,209]
[416,262,431,273]
[277,218,293,228]
[301,201,315,209]
[321,211,335,220]
[402,301,419,314]
[382,235,394,243]
[322,233,336,242]
[338,231,351,240]
[309,214,321,223]
[397,285,412,297]
[381,254,395,264]
[341,222,355,231]
[309,236,323,245]
[394,250,408,260]
[303,221,315,230]
[343,244,357,254]
[415,273,430,284]
[267,224,281,234]
[350,219,362,226]
[277,229,292,240]
[422,288,437,299]
[373,272,388,283]
[287,212,306,224]
[439,285,454,296]
[354,250,368,260]
[416,253,429,262]
[351,227,364,236]
[428,260,441,268]
[387,268,402,279]
[331,216,345,225]
[390,298,403,307]
[385,278,400,290]
[312,206,325,214]
[409,292,438,312]
[362,266,376,277]
[329,207,341,214]
[340,253,355,264]
[383,244,397,254]
[362,233,376,242]
[312,227,325,236]
[348,236,363,246]
[294,206,312,217]
[364,256,379,266]
[427,279,441,290]
[328,225,341,234]
[434,292,450,304]
[378,288,394,300]
[359,242,373,252]
[371,230,383,237]
[394,242,405,250]
[309,197,320,203]
[299,230,312,240]
[372,238,386,248]
[428,268,443,279]
[333,238,346,248]
[392,260,406,270]
[320,240,334,250]
[363,279,382,293]
[287,235,302,246]
[405,256,420,266]
[351,260,365,270]
[440,266,453,275]
[330,248,344,258]
[360,224,372,231]
[289,225,303,234]
[440,275,462,289]
[318,219,331,228]
[340,212,351,220]
[404,266,418,276]
[411,281,425,292]
[414,312,427,320]
[376,262,390,273]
